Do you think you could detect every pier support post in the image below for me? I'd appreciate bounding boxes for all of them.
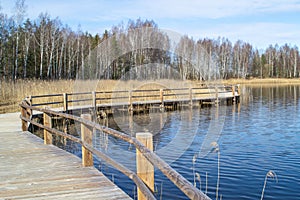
[129,90,133,112]
[21,106,28,131]
[81,114,93,167]
[63,93,68,112]
[136,132,154,200]
[189,87,193,106]
[237,85,241,103]
[215,86,219,105]
[28,95,32,119]
[160,89,164,109]
[43,112,53,145]
[232,85,236,103]
[92,91,96,109]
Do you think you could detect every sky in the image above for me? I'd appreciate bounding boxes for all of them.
[1,0,300,49]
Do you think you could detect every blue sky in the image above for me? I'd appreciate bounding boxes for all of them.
[1,0,300,49]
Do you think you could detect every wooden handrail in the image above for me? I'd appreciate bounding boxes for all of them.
[20,106,156,200]
[30,93,63,98]
[29,85,239,110]
[20,102,211,200]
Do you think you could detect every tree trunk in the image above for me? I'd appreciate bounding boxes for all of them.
[14,32,19,80]
[294,50,297,77]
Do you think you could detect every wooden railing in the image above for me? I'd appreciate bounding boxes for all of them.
[25,85,240,113]
[20,101,211,200]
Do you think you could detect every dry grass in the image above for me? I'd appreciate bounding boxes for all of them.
[0,79,197,113]
[2,78,298,113]
[223,78,300,85]
[0,79,75,114]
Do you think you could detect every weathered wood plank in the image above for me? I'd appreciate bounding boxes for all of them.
[0,113,131,200]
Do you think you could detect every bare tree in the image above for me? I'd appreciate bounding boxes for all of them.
[13,0,27,80]
[46,17,61,78]
[22,19,32,78]
[34,13,50,79]
[0,11,10,80]
[241,42,253,78]
[57,27,67,79]
[292,46,299,77]
[216,37,232,79]
[233,40,243,78]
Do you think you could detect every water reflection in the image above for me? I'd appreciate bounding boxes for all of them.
[240,84,300,106]
[38,85,300,200]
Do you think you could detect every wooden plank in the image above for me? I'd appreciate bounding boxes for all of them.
[0,113,131,200]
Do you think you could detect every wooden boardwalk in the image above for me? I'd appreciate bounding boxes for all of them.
[26,86,240,116]
[0,113,131,200]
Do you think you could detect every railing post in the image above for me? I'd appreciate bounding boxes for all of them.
[232,85,236,103]
[28,95,32,117]
[63,93,68,112]
[21,105,28,131]
[136,132,154,200]
[189,87,193,106]
[237,84,241,103]
[215,86,219,105]
[81,114,93,167]
[129,90,133,111]
[92,91,96,109]
[43,112,53,145]
[160,89,164,108]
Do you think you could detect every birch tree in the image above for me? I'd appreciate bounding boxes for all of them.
[57,27,67,79]
[46,18,61,78]
[0,12,10,80]
[13,0,27,80]
[22,19,32,78]
[35,13,50,79]
[291,46,299,77]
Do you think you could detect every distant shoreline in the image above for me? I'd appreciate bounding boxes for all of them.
[223,78,300,85]
[1,78,300,113]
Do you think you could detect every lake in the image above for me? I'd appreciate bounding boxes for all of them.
[52,85,300,200]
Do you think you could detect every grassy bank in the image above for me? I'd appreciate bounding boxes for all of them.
[0,79,192,113]
[223,78,300,85]
[0,80,75,114]
[1,78,300,113]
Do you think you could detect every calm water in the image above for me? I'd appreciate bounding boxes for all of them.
[53,85,300,200]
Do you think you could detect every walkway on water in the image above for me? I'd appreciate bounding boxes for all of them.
[0,112,131,200]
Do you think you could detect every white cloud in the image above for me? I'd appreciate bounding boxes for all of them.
[2,0,300,23]
[185,22,300,48]
[1,0,300,48]
[7,0,296,22]
[1,0,300,18]
[99,0,300,20]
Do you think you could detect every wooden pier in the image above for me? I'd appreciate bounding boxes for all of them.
[1,86,239,200]
[0,113,132,200]
[25,85,240,115]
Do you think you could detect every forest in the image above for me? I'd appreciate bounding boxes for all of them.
[1,0,299,81]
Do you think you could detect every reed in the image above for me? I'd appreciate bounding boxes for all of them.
[211,141,220,200]
[1,79,204,113]
[196,172,202,191]
[223,78,300,85]
[0,79,74,113]
[205,172,208,195]
[192,154,197,187]
[160,182,163,200]
[260,170,278,200]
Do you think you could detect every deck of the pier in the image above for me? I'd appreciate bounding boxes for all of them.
[0,113,131,200]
